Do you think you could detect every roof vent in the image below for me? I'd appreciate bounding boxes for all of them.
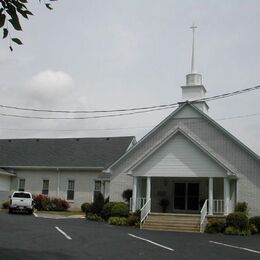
[8,139,12,142]
[76,138,80,141]
[106,138,110,141]
[36,139,39,142]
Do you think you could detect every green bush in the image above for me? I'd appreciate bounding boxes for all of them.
[100,202,117,221]
[91,193,104,215]
[86,213,102,222]
[2,201,10,209]
[249,224,258,235]
[226,212,249,230]
[108,217,128,225]
[224,226,241,235]
[32,194,69,211]
[127,214,140,226]
[205,220,226,234]
[81,202,90,212]
[111,202,129,217]
[235,202,248,214]
[249,216,260,233]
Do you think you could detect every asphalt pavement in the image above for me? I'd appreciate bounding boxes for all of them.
[0,210,259,260]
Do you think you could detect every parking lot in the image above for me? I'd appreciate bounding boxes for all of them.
[0,210,259,260]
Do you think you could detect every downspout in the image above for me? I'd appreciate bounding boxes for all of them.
[57,168,60,197]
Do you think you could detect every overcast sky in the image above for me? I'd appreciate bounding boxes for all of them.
[0,0,260,154]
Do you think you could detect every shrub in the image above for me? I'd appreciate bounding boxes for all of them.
[100,202,117,221]
[127,214,140,226]
[235,202,248,214]
[111,202,129,217]
[226,212,249,230]
[104,197,109,204]
[91,193,104,215]
[224,226,241,235]
[2,201,10,209]
[81,202,90,212]
[32,194,69,211]
[205,220,226,234]
[249,216,260,233]
[86,213,102,222]
[108,217,128,225]
[122,189,132,203]
[249,224,258,235]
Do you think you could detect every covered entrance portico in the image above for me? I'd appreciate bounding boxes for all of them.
[131,176,236,220]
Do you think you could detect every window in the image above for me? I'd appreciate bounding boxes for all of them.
[18,179,25,191]
[67,180,75,200]
[13,192,31,198]
[42,180,49,195]
[93,180,102,201]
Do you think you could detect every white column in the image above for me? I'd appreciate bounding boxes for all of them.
[208,177,213,215]
[146,177,151,202]
[132,176,137,212]
[224,177,230,215]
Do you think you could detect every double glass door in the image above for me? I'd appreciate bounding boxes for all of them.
[174,183,199,211]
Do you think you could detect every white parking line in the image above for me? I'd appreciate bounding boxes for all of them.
[55,226,72,240]
[209,241,260,254]
[33,212,38,217]
[128,233,174,252]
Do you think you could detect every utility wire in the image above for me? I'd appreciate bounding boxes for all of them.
[0,85,259,114]
[0,112,259,132]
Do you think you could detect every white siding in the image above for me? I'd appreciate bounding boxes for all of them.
[132,133,227,178]
[0,175,11,206]
[0,175,11,191]
[14,169,102,210]
[109,174,133,202]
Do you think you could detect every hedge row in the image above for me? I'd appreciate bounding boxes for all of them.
[81,193,140,227]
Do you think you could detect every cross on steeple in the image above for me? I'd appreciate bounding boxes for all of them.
[190,23,197,73]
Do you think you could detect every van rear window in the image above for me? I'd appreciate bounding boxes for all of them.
[13,193,31,198]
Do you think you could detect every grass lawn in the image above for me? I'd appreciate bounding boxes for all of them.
[36,210,85,216]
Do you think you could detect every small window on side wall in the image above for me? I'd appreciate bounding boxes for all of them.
[42,180,49,195]
[67,180,75,200]
[18,178,25,191]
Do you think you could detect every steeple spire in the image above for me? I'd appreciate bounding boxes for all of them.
[190,24,197,73]
[181,24,209,113]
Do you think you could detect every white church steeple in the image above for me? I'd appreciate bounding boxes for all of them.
[181,24,209,113]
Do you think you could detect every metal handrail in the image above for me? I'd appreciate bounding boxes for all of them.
[140,198,151,224]
[200,199,208,232]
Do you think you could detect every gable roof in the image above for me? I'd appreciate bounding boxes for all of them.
[109,102,259,172]
[0,136,135,168]
[128,127,237,176]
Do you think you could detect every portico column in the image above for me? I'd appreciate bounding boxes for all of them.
[224,177,230,215]
[208,177,213,215]
[146,177,151,202]
[132,176,137,212]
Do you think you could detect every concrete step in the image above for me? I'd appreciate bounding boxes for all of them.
[142,213,201,233]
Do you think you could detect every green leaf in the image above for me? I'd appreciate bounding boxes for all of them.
[45,3,53,10]
[12,38,23,45]
[3,28,8,39]
[9,18,22,31]
[0,14,6,28]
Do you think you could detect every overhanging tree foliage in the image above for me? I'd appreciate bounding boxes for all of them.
[0,0,56,50]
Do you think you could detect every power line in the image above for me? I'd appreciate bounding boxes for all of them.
[0,112,259,132]
[0,85,259,114]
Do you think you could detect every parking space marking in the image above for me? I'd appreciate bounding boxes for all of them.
[33,212,38,217]
[55,226,72,240]
[209,241,260,254]
[128,233,174,252]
